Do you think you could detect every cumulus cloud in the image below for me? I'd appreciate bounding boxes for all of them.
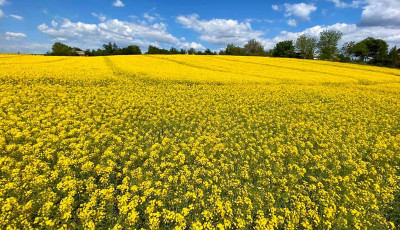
[176,14,264,46]
[328,0,363,8]
[0,9,4,19]
[5,32,27,40]
[359,0,400,27]
[287,19,297,27]
[113,0,124,7]
[284,3,317,21]
[37,17,202,51]
[180,41,206,50]
[272,5,279,11]
[92,13,106,22]
[51,20,58,27]
[10,14,23,20]
[143,13,156,23]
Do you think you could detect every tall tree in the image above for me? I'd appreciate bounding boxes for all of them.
[388,46,398,68]
[102,42,121,55]
[187,48,196,55]
[51,42,73,56]
[273,40,295,58]
[147,46,170,54]
[341,41,355,57]
[244,39,265,56]
[224,44,246,56]
[363,37,388,66]
[295,34,317,59]
[121,45,141,55]
[204,49,215,55]
[318,29,343,60]
[348,41,369,61]
[169,47,179,54]
[179,49,187,54]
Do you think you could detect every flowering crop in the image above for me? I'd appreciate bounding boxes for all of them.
[1,54,400,229]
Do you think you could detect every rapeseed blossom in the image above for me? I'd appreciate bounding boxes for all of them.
[0,54,400,229]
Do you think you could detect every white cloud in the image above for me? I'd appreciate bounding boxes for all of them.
[245,18,274,24]
[92,13,106,22]
[180,41,205,50]
[272,23,355,43]
[272,5,279,11]
[113,0,124,7]
[176,14,264,46]
[143,13,156,23]
[53,37,68,41]
[287,19,297,27]
[0,0,6,6]
[38,18,184,51]
[5,32,27,40]
[0,42,51,54]
[359,0,400,27]
[100,19,179,44]
[284,3,317,21]
[0,9,4,19]
[51,20,58,27]
[268,23,400,49]
[328,0,363,8]
[10,14,23,20]
[214,21,396,51]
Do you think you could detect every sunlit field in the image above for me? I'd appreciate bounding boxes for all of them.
[1,54,400,229]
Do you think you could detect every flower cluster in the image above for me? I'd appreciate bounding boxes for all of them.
[0,54,400,229]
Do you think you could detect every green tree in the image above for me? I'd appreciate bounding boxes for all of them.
[147,46,170,54]
[179,49,187,54]
[273,40,295,58]
[224,44,246,56]
[341,41,354,57]
[318,29,343,60]
[295,34,317,59]
[349,41,369,61]
[388,46,398,68]
[121,45,141,55]
[204,49,214,55]
[187,48,196,55]
[169,47,179,54]
[244,39,265,56]
[102,42,120,55]
[363,37,388,66]
[51,42,73,56]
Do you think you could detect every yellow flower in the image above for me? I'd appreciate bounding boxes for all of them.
[1,54,399,229]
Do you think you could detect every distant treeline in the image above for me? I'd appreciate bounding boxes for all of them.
[146,46,217,55]
[46,30,400,68]
[46,42,142,56]
[46,42,218,56]
[216,30,400,68]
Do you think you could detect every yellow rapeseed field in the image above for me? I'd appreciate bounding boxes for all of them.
[1,54,400,229]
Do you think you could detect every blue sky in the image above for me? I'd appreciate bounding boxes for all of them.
[0,0,399,53]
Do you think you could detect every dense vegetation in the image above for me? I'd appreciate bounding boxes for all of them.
[146,46,217,55]
[47,42,142,56]
[46,29,399,69]
[1,54,400,229]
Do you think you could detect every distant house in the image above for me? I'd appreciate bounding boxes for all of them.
[313,52,321,60]
[76,51,85,57]
[294,50,302,59]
